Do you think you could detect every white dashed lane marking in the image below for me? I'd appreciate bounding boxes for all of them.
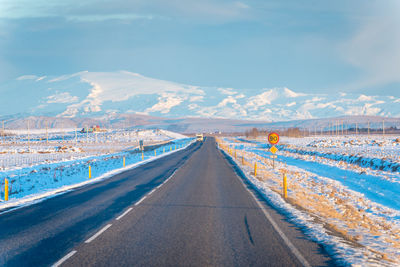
[116,207,133,221]
[135,195,147,206]
[84,224,112,244]
[52,250,77,267]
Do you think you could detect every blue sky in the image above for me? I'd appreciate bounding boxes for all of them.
[0,0,399,96]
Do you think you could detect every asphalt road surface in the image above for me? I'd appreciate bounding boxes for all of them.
[0,137,334,266]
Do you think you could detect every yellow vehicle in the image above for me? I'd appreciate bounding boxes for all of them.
[196,134,204,142]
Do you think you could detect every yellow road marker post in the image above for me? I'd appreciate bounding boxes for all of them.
[155,150,157,157]
[4,178,8,201]
[254,162,257,176]
[89,165,92,179]
[123,157,126,167]
[283,173,288,199]
[142,151,144,160]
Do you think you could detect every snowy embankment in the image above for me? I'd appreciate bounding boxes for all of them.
[0,128,192,211]
[0,138,192,212]
[217,136,400,266]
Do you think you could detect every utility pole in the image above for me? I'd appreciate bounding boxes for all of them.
[341,121,344,135]
[336,121,339,136]
[2,121,4,144]
[27,120,30,150]
[46,121,48,144]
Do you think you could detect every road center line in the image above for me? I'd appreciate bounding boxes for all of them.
[52,250,77,267]
[85,224,112,244]
[116,207,133,221]
[135,195,147,206]
[233,162,311,267]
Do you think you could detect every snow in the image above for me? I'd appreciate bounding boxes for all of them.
[4,70,400,120]
[218,135,400,266]
[0,129,193,211]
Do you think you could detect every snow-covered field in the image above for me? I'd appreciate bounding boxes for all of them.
[0,129,192,210]
[0,129,185,170]
[218,135,400,266]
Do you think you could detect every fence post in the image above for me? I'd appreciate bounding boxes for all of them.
[283,173,288,198]
[4,178,8,201]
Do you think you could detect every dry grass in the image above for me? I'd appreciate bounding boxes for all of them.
[217,139,400,264]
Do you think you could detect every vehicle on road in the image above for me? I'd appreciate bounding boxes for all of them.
[196,133,204,142]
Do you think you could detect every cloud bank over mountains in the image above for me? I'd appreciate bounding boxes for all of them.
[1,71,399,121]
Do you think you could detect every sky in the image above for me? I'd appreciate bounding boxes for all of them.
[0,0,399,97]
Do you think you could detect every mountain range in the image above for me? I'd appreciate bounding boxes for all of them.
[1,71,399,122]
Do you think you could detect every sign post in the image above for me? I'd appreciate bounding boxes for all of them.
[268,132,280,169]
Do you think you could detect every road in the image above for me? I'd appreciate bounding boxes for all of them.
[0,137,334,266]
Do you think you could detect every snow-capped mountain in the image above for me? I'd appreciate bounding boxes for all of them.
[1,71,399,121]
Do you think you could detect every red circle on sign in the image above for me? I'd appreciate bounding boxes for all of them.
[268,132,279,145]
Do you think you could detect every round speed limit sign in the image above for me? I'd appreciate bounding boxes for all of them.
[268,132,279,145]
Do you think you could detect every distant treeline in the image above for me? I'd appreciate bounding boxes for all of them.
[245,127,304,138]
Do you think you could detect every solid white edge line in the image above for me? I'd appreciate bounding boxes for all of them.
[230,152,311,267]
[84,224,112,244]
[116,207,133,221]
[148,188,156,195]
[52,250,77,267]
[135,195,147,206]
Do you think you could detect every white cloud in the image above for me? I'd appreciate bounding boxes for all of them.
[189,95,204,102]
[0,0,252,23]
[188,103,199,110]
[66,14,156,22]
[341,3,400,90]
[36,76,46,81]
[234,1,250,9]
[217,96,237,107]
[46,92,79,104]
[16,75,38,80]
[286,102,296,107]
[245,89,278,110]
[145,93,185,114]
[283,88,306,98]
[311,97,326,102]
[56,70,204,117]
[344,104,381,116]
[49,71,88,82]
[218,87,237,95]
[357,94,373,102]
